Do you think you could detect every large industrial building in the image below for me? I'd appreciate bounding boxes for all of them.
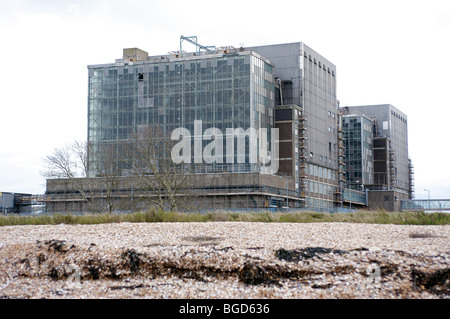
[44,37,413,213]
[248,42,339,211]
[340,104,414,211]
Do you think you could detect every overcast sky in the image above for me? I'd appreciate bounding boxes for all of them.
[1,0,449,199]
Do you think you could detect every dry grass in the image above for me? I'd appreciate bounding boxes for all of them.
[0,209,449,226]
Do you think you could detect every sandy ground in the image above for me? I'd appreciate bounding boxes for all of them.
[0,222,448,299]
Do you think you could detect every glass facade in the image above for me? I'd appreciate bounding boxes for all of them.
[87,51,275,176]
[342,115,374,190]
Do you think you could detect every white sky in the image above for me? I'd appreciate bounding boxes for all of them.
[1,0,449,199]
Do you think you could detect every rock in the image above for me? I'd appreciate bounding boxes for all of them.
[411,268,450,295]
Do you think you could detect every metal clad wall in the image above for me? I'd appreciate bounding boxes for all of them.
[343,104,410,192]
[246,43,301,106]
[246,42,339,210]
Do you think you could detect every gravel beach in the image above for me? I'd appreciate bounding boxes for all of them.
[0,222,448,299]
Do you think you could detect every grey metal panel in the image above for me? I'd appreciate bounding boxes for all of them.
[247,42,339,174]
[301,43,337,71]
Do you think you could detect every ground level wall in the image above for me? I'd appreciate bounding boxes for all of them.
[367,190,409,212]
[45,173,301,213]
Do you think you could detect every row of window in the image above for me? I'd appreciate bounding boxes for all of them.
[308,163,336,181]
[309,151,337,166]
[306,180,336,197]
[305,198,334,210]
[391,110,407,123]
[304,51,335,76]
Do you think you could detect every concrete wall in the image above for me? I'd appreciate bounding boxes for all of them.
[45,173,299,213]
[46,173,295,193]
[367,190,409,212]
[123,48,148,62]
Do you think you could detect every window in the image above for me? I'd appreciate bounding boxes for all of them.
[384,196,390,202]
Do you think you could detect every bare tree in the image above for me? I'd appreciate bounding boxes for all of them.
[87,142,123,213]
[42,141,96,212]
[124,125,193,212]
[42,141,123,213]
[43,126,194,213]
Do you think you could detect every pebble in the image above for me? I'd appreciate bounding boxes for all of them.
[0,222,448,299]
